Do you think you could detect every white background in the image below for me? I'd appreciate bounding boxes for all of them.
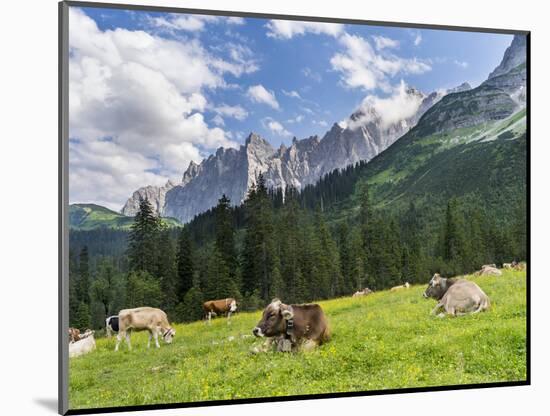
[1,0,548,415]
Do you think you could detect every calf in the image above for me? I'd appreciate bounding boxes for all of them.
[69,330,95,358]
[105,315,119,338]
[115,307,175,351]
[203,298,237,323]
[423,273,490,316]
[252,299,330,352]
[390,282,410,292]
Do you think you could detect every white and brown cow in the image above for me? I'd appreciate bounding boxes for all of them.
[68,327,81,343]
[203,298,237,323]
[69,330,95,358]
[115,307,175,351]
[252,299,330,353]
[423,273,490,317]
[352,288,373,297]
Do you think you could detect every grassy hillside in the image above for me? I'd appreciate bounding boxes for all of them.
[69,270,527,410]
[69,203,181,230]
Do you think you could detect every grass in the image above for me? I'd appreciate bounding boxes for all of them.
[68,270,527,410]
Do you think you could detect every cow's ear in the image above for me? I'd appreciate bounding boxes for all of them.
[281,306,294,320]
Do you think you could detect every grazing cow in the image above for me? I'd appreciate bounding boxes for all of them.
[502,263,513,269]
[352,288,373,297]
[203,298,237,323]
[69,330,95,358]
[475,264,502,276]
[390,282,410,292]
[252,299,330,353]
[115,307,175,351]
[423,273,490,317]
[68,327,81,343]
[105,315,119,338]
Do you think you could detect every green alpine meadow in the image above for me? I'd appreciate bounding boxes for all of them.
[68,271,527,409]
[66,6,528,412]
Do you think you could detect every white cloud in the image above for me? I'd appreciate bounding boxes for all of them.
[313,120,329,127]
[454,59,469,68]
[373,35,399,50]
[214,104,249,120]
[266,20,344,39]
[302,67,322,83]
[345,80,425,130]
[149,14,245,32]
[246,84,280,109]
[68,8,241,209]
[282,89,302,99]
[211,114,225,126]
[210,43,259,77]
[414,33,422,46]
[262,118,292,137]
[330,33,431,92]
[287,115,304,124]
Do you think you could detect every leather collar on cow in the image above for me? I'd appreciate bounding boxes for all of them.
[284,306,294,339]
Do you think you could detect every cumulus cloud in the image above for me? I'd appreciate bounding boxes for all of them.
[262,118,292,137]
[266,20,344,39]
[214,104,249,120]
[345,80,425,130]
[68,8,242,209]
[330,33,431,92]
[150,13,245,32]
[373,35,399,50]
[247,84,280,109]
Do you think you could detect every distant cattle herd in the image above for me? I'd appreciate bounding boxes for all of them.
[68,261,526,357]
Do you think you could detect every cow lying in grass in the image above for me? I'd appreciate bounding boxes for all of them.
[252,299,330,353]
[390,282,410,292]
[423,273,490,317]
[115,307,175,351]
[69,330,95,358]
[352,288,373,297]
[68,327,81,343]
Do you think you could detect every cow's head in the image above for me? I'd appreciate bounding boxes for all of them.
[229,299,237,313]
[163,328,176,344]
[423,273,448,300]
[253,299,293,338]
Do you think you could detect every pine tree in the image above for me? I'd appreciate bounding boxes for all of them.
[214,194,238,283]
[127,197,161,274]
[78,246,90,304]
[442,197,469,274]
[157,228,178,313]
[176,227,194,300]
[125,270,163,308]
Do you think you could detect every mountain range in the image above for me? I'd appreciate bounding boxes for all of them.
[114,35,526,225]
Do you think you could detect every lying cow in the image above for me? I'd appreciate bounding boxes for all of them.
[475,264,502,276]
[68,327,81,343]
[352,288,373,297]
[390,282,410,292]
[423,273,490,317]
[502,263,513,269]
[252,299,330,353]
[69,330,95,358]
[115,307,175,351]
[203,298,237,323]
[105,315,119,338]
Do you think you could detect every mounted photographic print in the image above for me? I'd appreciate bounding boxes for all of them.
[59,1,530,414]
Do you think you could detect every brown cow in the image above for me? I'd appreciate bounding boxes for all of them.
[203,298,237,323]
[252,299,330,353]
[68,327,81,343]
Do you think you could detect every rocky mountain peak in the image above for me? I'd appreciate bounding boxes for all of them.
[488,34,527,79]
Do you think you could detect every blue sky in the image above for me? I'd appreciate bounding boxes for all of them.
[68,6,513,209]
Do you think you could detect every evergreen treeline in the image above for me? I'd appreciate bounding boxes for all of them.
[69,171,525,330]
